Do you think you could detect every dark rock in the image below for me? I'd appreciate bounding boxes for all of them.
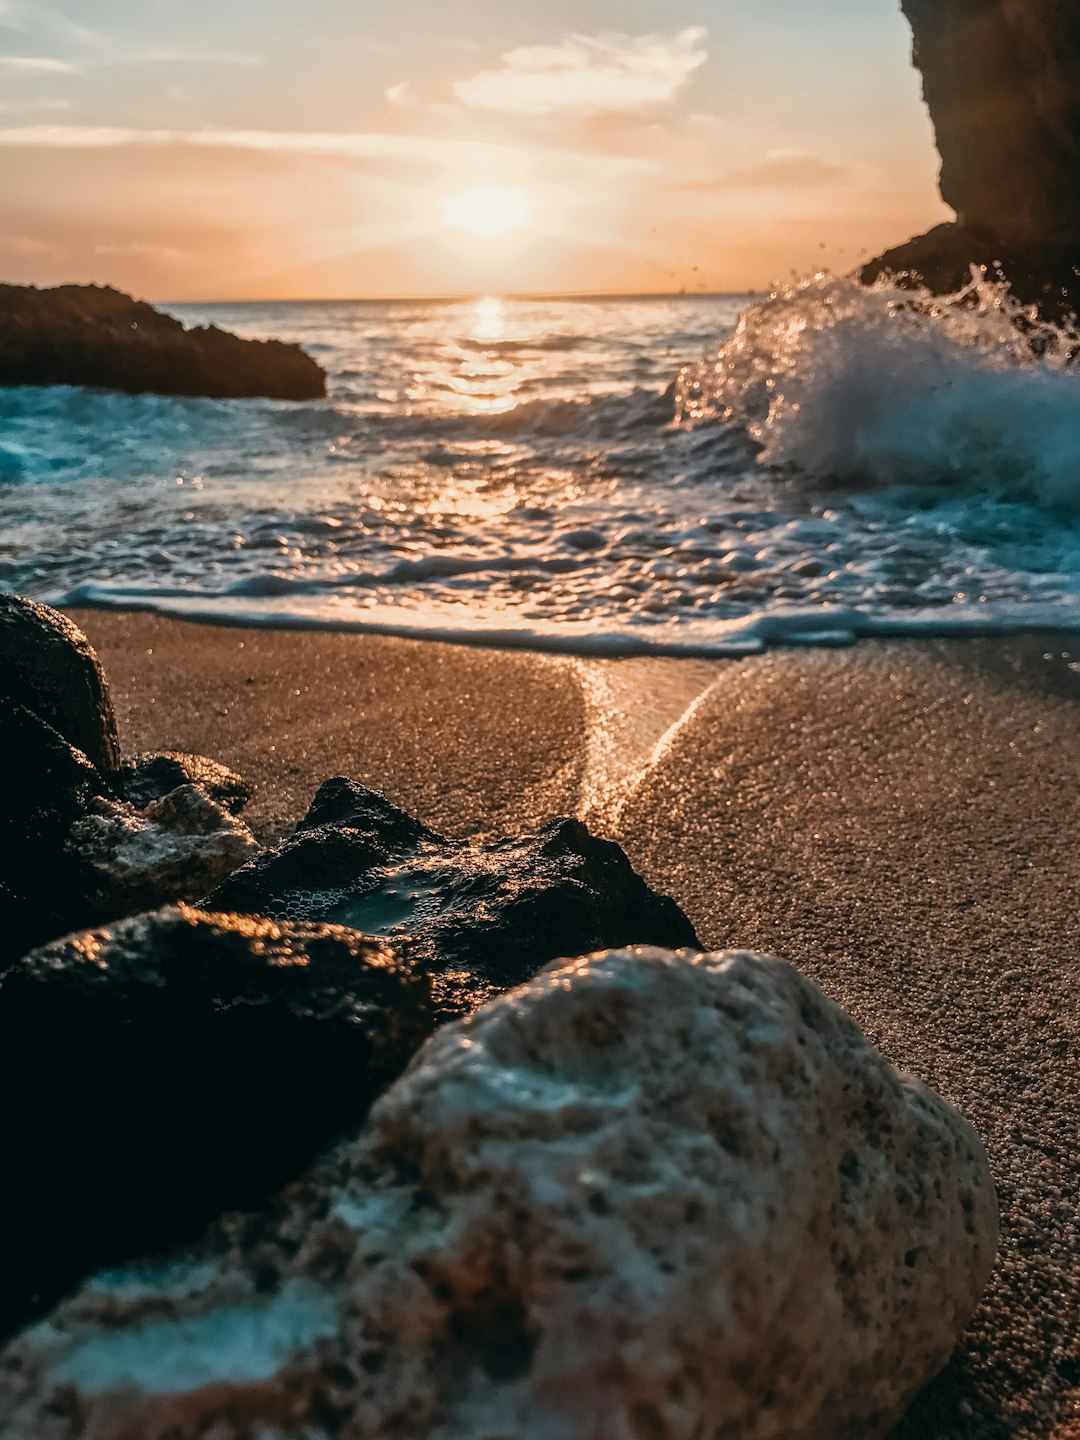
[0,283,326,400]
[0,904,431,1339]
[0,702,106,962]
[207,778,700,1020]
[115,750,254,814]
[0,593,119,773]
[902,0,1080,253]
[863,3,1080,316]
[860,222,1080,320]
[0,950,998,1440]
[70,786,259,915]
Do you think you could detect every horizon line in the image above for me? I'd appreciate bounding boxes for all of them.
[159,287,765,307]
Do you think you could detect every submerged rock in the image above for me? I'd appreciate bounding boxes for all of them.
[115,751,254,814]
[864,2,1080,312]
[70,787,259,913]
[0,593,119,773]
[0,949,998,1439]
[0,905,430,1339]
[207,778,699,1018]
[0,283,326,400]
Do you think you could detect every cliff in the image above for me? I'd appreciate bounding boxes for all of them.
[0,284,326,400]
[863,1,1080,312]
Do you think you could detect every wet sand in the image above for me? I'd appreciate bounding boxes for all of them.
[68,609,1080,1440]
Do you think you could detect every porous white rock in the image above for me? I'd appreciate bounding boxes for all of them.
[0,949,998,1440]
[68,784,258,913]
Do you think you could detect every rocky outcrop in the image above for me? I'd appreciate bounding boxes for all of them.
[115,751,254,814]
[0,700,107,959]
[0,949,998,1439]
[864,2,1080,312]
[0,596,262,958]
[207,778,700,1019]
[70,787,258,914]
[0,593,119,773]
[0,905,430,1338]
[0,284,326,400]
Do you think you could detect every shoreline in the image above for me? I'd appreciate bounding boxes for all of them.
[56,593,1080,662]
[64,609,1080,1439]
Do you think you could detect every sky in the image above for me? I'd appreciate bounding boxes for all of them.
[0,0,950,300]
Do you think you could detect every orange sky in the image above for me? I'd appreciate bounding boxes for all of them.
[0,0,950,300]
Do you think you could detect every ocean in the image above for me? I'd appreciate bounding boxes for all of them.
[3,275,1080,656]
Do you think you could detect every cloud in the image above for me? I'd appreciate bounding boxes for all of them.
[385,82,416,107]
[720,152,854,190]
[0,124,653,185]
[0,4,262,70]
[0,54,76,72]
[453,27,707,116]
[0,94,70,112]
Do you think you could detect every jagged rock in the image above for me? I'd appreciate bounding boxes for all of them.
[863,2,1080,313]
[206,779,700,1019]
[0,593,119,773]
[0,949,999,1439]
[0,702,106,962]
[70,787,259,914]
[0,905,431,1339]
[115,751,254,814]
[0,284,326,400]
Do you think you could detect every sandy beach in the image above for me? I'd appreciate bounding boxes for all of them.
[68,609,1080,1440]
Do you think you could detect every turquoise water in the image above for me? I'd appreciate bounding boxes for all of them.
[2,278,1080,655]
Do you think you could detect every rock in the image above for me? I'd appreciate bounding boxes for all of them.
[902,0,1080,253]
[0,593,119,773]
[69,786,259,914]
[860,222,1080,319]
[0,949,999,1439]
[0,284,326,400]
[115,751,254,814]
[0,905,431,1339]
[863,3,1080,313]
[0,702,106,962]
[206,779,700,1019]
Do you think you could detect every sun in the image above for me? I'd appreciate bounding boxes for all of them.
[442,186,532,239]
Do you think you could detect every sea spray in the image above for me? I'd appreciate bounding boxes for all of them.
[676,271,1080,509]
[4,289,1080,655]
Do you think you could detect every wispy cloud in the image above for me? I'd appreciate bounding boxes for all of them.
[721,153,853,190]
[0,54,76,72]
[0,3,262,70]
[454,28,707,116]
[0,94,70,113]
[0,124,653,182]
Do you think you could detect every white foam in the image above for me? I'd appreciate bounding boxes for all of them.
[677,271,1080,508]
[8,289,1080,656]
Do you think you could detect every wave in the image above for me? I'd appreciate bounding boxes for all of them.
[50,581,1080,659]
[676,272,1080,510]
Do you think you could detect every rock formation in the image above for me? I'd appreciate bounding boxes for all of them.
[0,593,119,773]
[0,905,431,1337]
[0,949,999,1440]
[864,1,1080,311]
[207,777,700,1018]
[0,596,259,959]
[0,284,327,400]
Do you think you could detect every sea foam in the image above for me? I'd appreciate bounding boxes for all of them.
[6,287,1080,656]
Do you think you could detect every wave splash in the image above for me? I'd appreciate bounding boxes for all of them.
[676,272,1080,510]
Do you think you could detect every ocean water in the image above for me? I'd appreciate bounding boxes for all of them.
[3,276,1080,656]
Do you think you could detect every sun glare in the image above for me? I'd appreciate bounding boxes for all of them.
[443,186,532,239]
